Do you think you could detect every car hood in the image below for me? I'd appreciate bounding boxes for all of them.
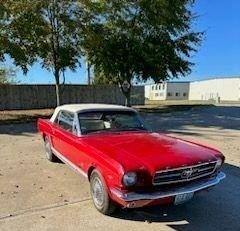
[82,131,221,174]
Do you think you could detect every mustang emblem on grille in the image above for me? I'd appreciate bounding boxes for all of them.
[181,169,193,179]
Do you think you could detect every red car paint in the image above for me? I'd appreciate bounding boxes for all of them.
[37,117,225,208]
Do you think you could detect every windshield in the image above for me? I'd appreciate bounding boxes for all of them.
[78,110,147,134]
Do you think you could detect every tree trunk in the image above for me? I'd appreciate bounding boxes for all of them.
[54,69,61,106]
[55,83,60,106]
[124,90,131,107]
[87,62,91,85]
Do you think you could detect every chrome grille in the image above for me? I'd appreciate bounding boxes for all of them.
[153,161,217,185]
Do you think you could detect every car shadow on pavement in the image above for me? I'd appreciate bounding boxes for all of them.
[112,163,240,231]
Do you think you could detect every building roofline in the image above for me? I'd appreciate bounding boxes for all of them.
[167,81,190,83]
[144,76,240,86]
[145,81,190,85]
[191,76,240,83]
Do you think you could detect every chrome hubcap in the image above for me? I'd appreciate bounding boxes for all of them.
[92,178,104,208]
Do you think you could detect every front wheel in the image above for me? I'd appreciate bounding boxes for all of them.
[90,170,116,215]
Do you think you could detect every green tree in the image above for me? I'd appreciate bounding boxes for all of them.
[83,0,203,106]
[92,66,119,85]
[0,66,16,84]
[0,0,86,105]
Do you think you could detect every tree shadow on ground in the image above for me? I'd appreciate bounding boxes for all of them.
[112,163,240,231]
[0,105,239,136]
[0,109,53,126]
[142,105,240,133]
[0,122,37,136]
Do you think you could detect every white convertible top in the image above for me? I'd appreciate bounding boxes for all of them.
[50,104,136,122]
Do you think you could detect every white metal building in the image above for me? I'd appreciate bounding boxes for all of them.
[189,77,240,102]
[145,77,240,102]
[145,82,190,100]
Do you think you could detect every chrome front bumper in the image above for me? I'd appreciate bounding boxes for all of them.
[111,171,225,202]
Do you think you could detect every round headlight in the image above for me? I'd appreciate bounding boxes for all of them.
[216,158,223,169]
[123,172,137,187]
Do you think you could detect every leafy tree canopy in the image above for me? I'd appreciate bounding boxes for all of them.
[0,66,16,84]
[84,0,202,105]
[92,66,119,85]
[0,0,87,105]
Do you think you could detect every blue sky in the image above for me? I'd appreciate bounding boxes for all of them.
[6,0,240,84]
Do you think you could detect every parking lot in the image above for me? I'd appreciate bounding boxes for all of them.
[0,106,239,231]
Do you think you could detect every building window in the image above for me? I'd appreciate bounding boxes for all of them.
[162,84,165,90]
[159,93,163,97]
[175,92,180,97]
[152,86,154,90]
[183,92,188,97]
[155,85,158,90]
[155,93,158,97]
[167,92,172,97]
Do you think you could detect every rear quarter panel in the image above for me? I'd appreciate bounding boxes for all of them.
[37,118,53,139]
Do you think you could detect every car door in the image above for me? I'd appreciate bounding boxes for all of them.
[51,110,77,160]
[51,110,92,174]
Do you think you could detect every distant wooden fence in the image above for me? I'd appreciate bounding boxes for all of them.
[0,84,144,110]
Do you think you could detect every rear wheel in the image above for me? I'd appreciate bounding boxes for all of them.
[44,137,58,162]
[90,170,116,215]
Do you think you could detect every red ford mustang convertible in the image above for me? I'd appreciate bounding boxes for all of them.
[38,104,225,214]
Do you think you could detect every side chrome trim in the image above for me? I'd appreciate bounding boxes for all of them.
[111,171,225,202]
[51,147,88,178]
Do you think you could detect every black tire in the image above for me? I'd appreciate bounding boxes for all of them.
[90,170,116,215]
[44,137,58,162]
